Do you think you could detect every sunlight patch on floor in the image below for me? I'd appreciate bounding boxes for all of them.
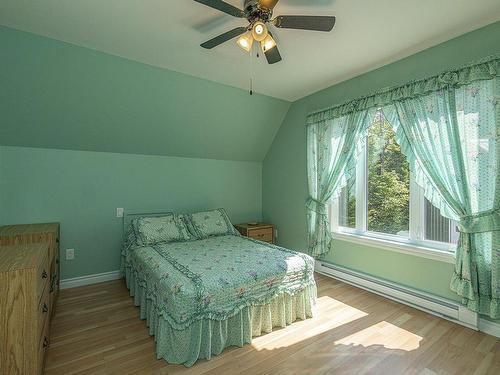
[251,295,368,351]
[334,320,422,351]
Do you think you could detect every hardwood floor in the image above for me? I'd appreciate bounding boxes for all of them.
[44,273,499,375]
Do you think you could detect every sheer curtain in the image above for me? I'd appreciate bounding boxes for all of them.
[383,78,499,318]
[306,109,374,258]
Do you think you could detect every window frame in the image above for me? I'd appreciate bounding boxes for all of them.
[330,134,457,264]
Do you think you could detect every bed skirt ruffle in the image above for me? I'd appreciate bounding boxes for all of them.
[125,267,316,367]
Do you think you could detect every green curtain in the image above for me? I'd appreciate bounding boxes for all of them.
[306,54,500,317]
[383,78,500,318]
[306,109,374,257]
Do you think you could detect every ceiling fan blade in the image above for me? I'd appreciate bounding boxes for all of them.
[264,39,282,64]
[201,27,248,49]
[194,0,245,18]
[259,0,280,10]
[273,15,336,32]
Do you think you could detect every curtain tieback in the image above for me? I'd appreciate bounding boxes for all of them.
[306,197,328,215]
[458,208,500,234]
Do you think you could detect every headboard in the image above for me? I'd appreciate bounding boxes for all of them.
[122,209,172,239]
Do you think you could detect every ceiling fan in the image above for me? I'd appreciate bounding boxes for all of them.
[194,0,336,64]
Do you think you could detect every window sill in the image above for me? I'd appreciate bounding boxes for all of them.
[331,231,456,264]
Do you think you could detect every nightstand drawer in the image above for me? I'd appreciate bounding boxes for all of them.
[248,228,273,243]
[234,223,275,244]
[250,234,273,243]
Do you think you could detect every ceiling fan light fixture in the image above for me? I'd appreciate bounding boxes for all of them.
[236,31,254,52]
[261,34,276,53]
[252,21,268,42]
[196,0,337,65]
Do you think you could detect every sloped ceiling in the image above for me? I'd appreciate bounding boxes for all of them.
[0,26,290,162]
[0,1,499,100]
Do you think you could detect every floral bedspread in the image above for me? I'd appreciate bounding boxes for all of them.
[122,233,316,330]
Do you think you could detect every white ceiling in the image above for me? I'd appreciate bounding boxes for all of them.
[1,0,500,101]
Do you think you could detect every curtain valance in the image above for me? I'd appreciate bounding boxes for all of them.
[306,53,500,124]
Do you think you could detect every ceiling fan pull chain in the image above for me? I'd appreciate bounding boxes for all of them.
[249,48,254,95]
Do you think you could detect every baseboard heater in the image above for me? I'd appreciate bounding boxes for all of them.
[315,261,479,330]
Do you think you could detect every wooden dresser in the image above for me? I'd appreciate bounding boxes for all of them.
[0,223,60,375]
[235,223,275,244]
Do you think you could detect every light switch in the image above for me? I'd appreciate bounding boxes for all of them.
[116,208,124,218]
[66,248,75,260]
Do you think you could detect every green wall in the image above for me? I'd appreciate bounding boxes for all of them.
[0,149,3,224]
[0,26,284,280]
[0,146,262,279]
[0,26,290,162]
[263,21,500,301]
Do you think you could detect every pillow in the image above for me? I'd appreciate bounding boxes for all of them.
[125,218,144,247]
[185,208,238,239]
[137,214,191,245]
[178,214,194,237]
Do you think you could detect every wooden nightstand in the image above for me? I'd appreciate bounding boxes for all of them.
[235,223,275,244]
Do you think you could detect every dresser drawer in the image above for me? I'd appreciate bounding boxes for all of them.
[37,253,50,302]
[0,224,59,375]
[248,228,274,243]
[38,283,50,335]
[37,315,50,375]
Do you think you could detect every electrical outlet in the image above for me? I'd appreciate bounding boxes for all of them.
[66,248,75,260]
[116,207,124,218]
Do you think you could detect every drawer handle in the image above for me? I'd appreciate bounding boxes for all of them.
[42,303,48,313]
[42,270,48,279]
[43,337,49,348]
[50,274,56,293]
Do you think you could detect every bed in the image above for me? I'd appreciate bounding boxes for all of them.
[121,209,316,367]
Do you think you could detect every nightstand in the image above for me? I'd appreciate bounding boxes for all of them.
[235,223,275,244]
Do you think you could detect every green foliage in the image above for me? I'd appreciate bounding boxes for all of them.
[347,192,356,228]
[367,119,410,234]
[338,117,410,234]
[340,177,356,228]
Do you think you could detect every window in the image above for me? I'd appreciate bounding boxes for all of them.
[338,176,356,229]
[367,117,410,236]
[331,110,457,256]
[424,199,459,244]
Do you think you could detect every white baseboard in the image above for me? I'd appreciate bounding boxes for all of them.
[60,270,122,290]
[479,318,500,339]
[315,261,480,331]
